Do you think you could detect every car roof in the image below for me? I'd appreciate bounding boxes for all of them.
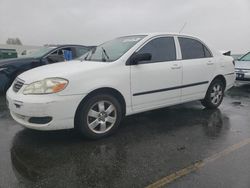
[125,32,196,38]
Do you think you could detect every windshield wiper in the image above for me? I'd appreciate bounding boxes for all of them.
[84,53,89,60]
[84,51,92,60]
[101,47,109,62]
[82,47,96,61]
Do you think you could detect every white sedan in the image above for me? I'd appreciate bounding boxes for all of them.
[7,33,235,139]
[235,52,250,85]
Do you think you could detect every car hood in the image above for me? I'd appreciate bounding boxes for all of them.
[0,57,38,67]
[18,60,108,84]
[235,61,250,69]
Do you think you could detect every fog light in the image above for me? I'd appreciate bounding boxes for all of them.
[28,117,52,124]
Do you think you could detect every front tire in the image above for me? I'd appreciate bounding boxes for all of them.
[75,94,122,139]
[201,79,225,109]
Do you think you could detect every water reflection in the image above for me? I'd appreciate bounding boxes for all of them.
[11,105,230,187]
[11,130,127,187]
[201,109,230,138]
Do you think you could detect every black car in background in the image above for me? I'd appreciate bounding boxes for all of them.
[0,45,92,94]
[0,49,18,60]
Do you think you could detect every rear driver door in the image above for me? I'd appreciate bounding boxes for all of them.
[177,37,215,102]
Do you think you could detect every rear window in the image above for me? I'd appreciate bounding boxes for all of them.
[178,37,212,60]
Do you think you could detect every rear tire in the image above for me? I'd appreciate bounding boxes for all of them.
[75,94,122,139]
[201,79,225,109]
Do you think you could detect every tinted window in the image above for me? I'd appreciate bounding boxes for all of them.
[75,47,89,57]
[137,37,176,63]
[178,37,212,60]
[46,47,73,63]
[23,47,54,58]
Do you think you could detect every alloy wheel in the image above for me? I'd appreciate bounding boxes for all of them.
[87,100,117,134]
[210,84,223,105]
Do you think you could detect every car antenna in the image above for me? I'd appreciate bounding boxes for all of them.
[179,22,187,33]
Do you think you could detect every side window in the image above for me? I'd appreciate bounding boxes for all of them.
[204,46,212,58]
[46,49,64,63]
[75,47,89,57]
[46,48,73,63]
[137,37,176,63]
[178,37,212,60]
[61,48,73,61]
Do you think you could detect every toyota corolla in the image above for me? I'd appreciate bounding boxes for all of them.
[6,33,235,139]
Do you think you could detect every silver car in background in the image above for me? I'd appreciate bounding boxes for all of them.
[235,52,250,85]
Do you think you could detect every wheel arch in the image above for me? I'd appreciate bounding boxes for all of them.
[74,87,126,126]
[211,75,226,89]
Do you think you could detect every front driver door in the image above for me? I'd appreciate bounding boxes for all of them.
[130,36,182,113]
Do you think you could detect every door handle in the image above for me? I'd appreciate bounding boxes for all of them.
[171,64,181,69]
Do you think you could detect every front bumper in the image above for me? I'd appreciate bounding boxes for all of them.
[235,80,250,86]
[234,69,250,85]
[6,87,85,130]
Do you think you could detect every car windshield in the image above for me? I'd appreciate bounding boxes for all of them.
[80,35,146,62]
[239,52,250,61]
[24,47,54,58]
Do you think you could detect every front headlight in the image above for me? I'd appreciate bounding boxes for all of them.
[23,78,68,95]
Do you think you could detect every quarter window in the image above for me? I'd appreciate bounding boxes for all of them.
[178,37,212,60]
[137,37,176,63]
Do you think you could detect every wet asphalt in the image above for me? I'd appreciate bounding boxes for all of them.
[0,85,250,188]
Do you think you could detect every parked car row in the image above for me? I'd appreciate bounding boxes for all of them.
[0,45,92,93]
[5,33,235,139]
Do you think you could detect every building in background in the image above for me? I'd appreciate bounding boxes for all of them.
[6,38,22,45]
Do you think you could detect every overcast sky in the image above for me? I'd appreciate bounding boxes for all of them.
[0,0,250,53]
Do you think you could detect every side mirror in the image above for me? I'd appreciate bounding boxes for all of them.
[128,53,152,65]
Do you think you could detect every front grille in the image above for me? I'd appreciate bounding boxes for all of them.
[13,78,24,93]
